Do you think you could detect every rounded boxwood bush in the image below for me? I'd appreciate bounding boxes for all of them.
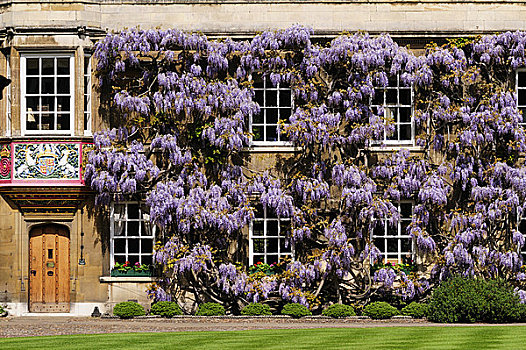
[281,303,312,318]
[363,301,399,319]
[151,301,183,318]
[401,302,428,318]
[196,302,226,316]
[322,304,356,318]
[427,276,523,323]
[241,303,272,316]
[113,301,145,319]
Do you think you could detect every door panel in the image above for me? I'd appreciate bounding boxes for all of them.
[29,227,43,306]
[29,225,70,313]
[57,234,70,303]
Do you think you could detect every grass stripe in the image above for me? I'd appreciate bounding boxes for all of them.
[2,326,526,349]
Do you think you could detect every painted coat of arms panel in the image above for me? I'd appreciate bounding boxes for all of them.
[0,144,11,180]
[14,143,80,180]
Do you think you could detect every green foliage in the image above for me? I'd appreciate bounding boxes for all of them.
[446,36,480,49]
[401,302,428,318]
[363,302,399,319]
[427,276,523,323]
[249,262,276,275]
[241,303,272,316]
[322,304,356,318]
[0,305,5,315]
[196,302,226,316]
[371,262,417,275]
[150,301,183,318]
[248,261,287,275]
[113,261,150,273]
[281,303,312,318]
[113,301,145,319]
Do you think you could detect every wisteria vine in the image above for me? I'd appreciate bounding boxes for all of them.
[86,27,526,311]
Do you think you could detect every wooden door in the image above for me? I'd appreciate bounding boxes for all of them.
[29,225,70,313]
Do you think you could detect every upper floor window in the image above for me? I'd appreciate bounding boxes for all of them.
[5,56,11,137]
[372,75,413,144]
[84,55,92,136]
[21,54,74,136]
[372,202,413,264]
[251,76,292,144]
[249,205,292,265]
[516,69,526,126]
[111,202,155,267]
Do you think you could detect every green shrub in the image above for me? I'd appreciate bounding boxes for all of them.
[241,303,272,316]
[113,301,145,319]
[322,304,356,318]
[363,302,399,319]
[427,276,523,323]
[150,301,183,318]
[401,302,428,318]
[196,302,226,316]
[281,303,312,318]
[518,303,526,321]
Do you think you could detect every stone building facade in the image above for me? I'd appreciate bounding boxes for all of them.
[0,0,523,315]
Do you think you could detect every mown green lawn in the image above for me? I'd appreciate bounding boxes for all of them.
[1,326,526,349]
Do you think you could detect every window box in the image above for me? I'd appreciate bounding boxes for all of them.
[110,269,152,277]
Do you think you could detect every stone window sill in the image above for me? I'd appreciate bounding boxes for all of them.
[99,276,156,283]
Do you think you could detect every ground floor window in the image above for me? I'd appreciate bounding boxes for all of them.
[519,213,526,260]
[249,205,292,265]
[372,202,413,264]
[110,202,154,267]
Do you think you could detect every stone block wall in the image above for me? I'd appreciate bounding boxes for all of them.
[1,1,526,37]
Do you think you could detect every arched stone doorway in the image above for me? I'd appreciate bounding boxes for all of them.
[29,224,70,312]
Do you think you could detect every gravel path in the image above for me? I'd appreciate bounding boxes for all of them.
[1,316,525,338]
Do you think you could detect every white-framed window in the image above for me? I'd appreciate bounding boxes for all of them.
[518,209,526,261]
[5,55,11,137]
[20,54,75,136]
[372,202,413,264]
[250,76,292,144]
[371,74,413,144]
[519,219,526,261]
[110,202,155,267]
[84,55,92,136]
[249,205,292,265]
[516,69,526,126]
